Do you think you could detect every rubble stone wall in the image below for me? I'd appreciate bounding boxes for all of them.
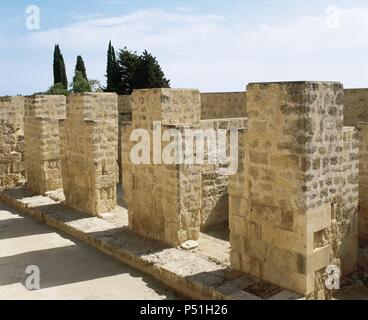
[0,96,26,190]
[229,82,357,298]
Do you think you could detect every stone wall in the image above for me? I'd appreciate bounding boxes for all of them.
[200,118,247,231]
[336,127,359,274]
[24,95,66,195]
[60,93,119,216]
[358,122,368,243]
[122,89,202,246]
[201,92,246,120]
[0,96,26,190]
[118,95,132,182]
[344,89,368,126]
[229,82,357,298]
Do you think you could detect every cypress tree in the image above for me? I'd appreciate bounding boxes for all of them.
[75,55,88,81]
[135,50,170,90]
[117,47,140,95]
[53,44,68,90]
[105,41,121,92]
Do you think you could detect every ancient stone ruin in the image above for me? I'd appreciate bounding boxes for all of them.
[1,80,368,300]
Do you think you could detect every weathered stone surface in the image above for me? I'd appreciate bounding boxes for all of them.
[60,93,119,216]
[122,89,202,246]
[358,122,368,243]
[24,95,66,195]
[0,96,26,190]
[117,95,132,183]
[201,92,246,120]
[344,89,368,126]
[229,81,358,298]
[200,118,247,231]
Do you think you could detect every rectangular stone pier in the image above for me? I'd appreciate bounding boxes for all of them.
[229,82,358,299]
[60,93,119,216]
[122,89,202,246]
[0,96,25,190]
[24,95,66,195]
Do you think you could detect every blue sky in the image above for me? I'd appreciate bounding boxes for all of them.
[1,0,368,95]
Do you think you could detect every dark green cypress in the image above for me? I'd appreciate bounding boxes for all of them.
[53,44,68,90]
[75,55,88,81]
[135,50,170,90]
[105,41,121,92]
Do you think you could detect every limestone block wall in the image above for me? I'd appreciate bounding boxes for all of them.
[60,93,119,216]
[358,122,368,243]
[336,127,359,274]
[200,118,247,231]
[122,89,202,246]
[24,95,66,195]
[118,95,132,182]
[201,92,246,120]
[0,96,26,189]
[229,82,355,298]
[344,89,368,126]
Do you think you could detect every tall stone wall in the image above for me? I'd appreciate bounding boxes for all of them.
[344,89,368,126]
[0,96,26,190]
[60,93,119,216]
[122,89,202,246]
[336,127,359,274]
[201,92,246,120]
[118,95,132,183]
[24,95,66,195]
[229,82,357,298]
[358,122,368,243]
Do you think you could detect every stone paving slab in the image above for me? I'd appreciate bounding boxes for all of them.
[0,186,303,300]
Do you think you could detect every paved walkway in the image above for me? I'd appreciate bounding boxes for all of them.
[0,203,179,300]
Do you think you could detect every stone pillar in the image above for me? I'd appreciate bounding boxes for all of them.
[229,82,350,298]
[24,95,66,194]
[60,93,118,216]
[0,96,26,190]
[122,89,202,246]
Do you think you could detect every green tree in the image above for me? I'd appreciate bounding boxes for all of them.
[105,41,121,92]
[75,55,88,80]
[72,71,91,93]
[115,48,170,94]
[117,47,140,95]
[135,50,170,90]
[47,83,68,96]
[53,44,68,90]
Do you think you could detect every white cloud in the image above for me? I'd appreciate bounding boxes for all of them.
[2,6,368,95]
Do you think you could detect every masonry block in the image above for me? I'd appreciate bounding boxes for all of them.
[122,89,202,246]
[229,82,357,298]
[24,95,66,194]
[0,96,26,190]
[60,93,119,216]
